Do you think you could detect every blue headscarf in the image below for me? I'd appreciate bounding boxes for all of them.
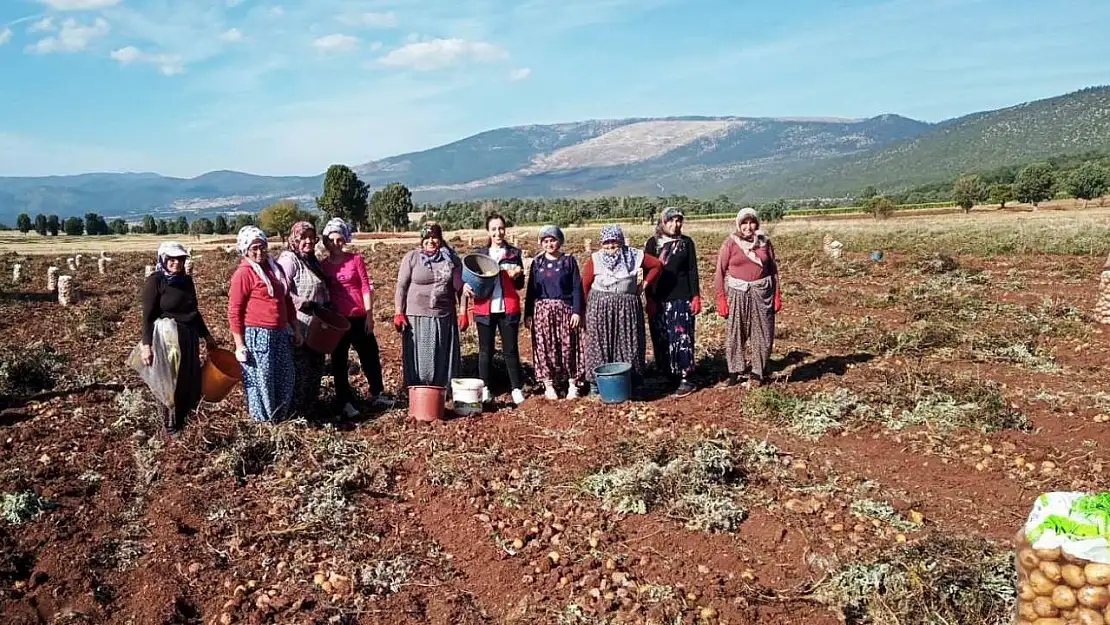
[598,224,636,273]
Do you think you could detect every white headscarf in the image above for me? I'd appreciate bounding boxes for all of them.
[236,226,287,297]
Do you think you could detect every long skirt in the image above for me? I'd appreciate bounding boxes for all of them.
[160,321,201,432]
[532,299,584,383]
[241,326,295,422]
[290,344,325,417]
[649,299,696,380]
[726,282,775,378]
[402,315,461,388]
[584,291,646,382]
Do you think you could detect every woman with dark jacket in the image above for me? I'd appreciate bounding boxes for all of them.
[140,241,216,434]
[644,207,701,397]
[524,225,585,400]
[463,214,527,405]
[276,220,331,418]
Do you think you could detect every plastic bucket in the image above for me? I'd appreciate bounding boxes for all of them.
[871,250,884,262]
[201,347,243,403]
[450,378,485,416]
[305,308,351,355]
[594,362,633,404]
[462,253,500,300]
[408,385,446,422]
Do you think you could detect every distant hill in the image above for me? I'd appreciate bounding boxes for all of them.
[1,86,1108,223]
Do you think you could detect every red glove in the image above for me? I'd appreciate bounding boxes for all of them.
[773,288,782,313]
[457,313,470,331]
[690,295,702,315]
[645,299,658,316]
[716,295,728,319]
[393,313,407,332]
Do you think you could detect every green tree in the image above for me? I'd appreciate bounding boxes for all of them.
[213,214,230,235]
[757,198,787,222]
[367,182,415,231]
[858,185,878,204]
[988,183,1015,209]
[156,219,169,236]
[141,215,157,234]
[867,196,896,220]
[952,173,986,213]
[33,214,48,236]
[84,212,109,235]
[1065,161,1109,205]
[109,218,130,235]
[1014,162,1055,209]
[258,200,301,239]
[63,216,84,235]
[233,214,255,231]
[46,215,59,236]
[316,164,368,227]
[190,217,215,235]
[174,216,189,235]
[16,213,32,233]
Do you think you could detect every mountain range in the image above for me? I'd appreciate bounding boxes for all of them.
[2,86,1109,223]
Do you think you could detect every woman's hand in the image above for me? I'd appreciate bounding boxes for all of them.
[457,313,470,331]
[140,344,153,366]
[462,283,475,299]
[505,266,522,279]
[364,315,374,334]
[716,294,729,319]
[393,313,407,332]
[690,295,702,315]
[570,314,581,329]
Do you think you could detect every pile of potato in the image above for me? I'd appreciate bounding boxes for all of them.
[1017,535,1110,625]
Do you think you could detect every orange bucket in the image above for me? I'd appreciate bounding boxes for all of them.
[201,347,243,403]
[408,385,446,422]
[305,308,351,355]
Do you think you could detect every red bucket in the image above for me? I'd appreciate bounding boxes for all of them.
[408,385,446,422]
[305,308,351,354]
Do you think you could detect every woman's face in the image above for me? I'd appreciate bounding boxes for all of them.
[664,216,683,236]
[738,219,758,239]
[245,240,267,263]
[325,233,345,253]
[601,240,621,253]
[164,256,186,274]
[422,236,441,254]
[487,218,506,245]
[298,231,318,254]
[541,236,561,255]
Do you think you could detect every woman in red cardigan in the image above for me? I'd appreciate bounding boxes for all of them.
[227,226,302,422]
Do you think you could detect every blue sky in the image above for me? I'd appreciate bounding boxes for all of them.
[1,0,1108,178]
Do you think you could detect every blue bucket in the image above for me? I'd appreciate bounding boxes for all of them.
[594,362,633,404]
[462,253,500,300]
[871,250,884,262]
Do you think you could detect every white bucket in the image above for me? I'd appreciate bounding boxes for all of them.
[450,378,485,405]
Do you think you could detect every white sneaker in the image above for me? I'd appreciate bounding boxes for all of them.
[544,383,558,400]
[511,389,526,405]
[341,402,359,419]
[566,382,580,400]
[481,387,492,403]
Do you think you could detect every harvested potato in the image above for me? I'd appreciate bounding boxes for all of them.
[1062,564,1087,588]
[1030,618,1065,625]
[1076,606,1107,625]
[1052,585,1077,609]
[1020,548,1041,570]
[1079,585,1110,609]
[1036,547,1063,562]
[1018,600,1039,620]
[1029,570,1057,596]
[1086,563,1110,586]
[1040,561,1064,583]
[1020,582,1039,601]
[1033,596,1060,617]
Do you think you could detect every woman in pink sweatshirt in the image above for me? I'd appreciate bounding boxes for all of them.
[320,218,387,419]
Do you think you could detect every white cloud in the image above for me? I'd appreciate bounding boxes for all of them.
[220,28,243,42]
[110,45,185,75]
[29,17,56,32]
[377,37,508,70]
[25,17,109,54]
[338,11,397,28]
[508,67,531,81]
[369,41,382,51]
[0,28,11,45]
[313,33,358,52]
[267,6,283,17]
[37,0,120,9]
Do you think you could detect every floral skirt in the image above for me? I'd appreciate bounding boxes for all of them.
[240,326,295,422]
[649,299,696,379]
[531,298,584,383]
[584,291,646,382]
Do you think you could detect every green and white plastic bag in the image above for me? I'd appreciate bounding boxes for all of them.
[1024,491,1110,564]
[125,317,181,409]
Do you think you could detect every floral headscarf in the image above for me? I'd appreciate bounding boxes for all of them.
[155,241,189,285]
[236,226,286,297]
[732,208,766,266]
[322,217,351,244]
[598,224,636,273]
[287,220,324,277]
[419,222,452,268]
[653,207,685,264]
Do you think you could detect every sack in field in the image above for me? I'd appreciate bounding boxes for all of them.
[126,318,181,409]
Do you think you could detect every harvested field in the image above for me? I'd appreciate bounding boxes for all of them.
[1,207,1109,624]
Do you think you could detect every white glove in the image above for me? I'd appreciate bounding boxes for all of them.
[235,347,249,362]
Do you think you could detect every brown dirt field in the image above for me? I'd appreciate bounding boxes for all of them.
[1,211,1109,624]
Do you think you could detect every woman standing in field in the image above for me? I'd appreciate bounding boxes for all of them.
[228,226,302,422]
[320,218,388,418]
[524,225,585,400]
[582,224,662,389]
[139,241,217,434]
[394,222,466,389]
[276,220,331,419]
[644,207,701,398]
[464,214,526,405]
[714,208,781,387]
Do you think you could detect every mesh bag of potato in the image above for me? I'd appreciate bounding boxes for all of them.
[1017,492,1110,625]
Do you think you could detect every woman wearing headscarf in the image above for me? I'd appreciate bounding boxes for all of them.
[227,226,302,422]
[319,217,388,418]
[276,220,330,418]
[464,213,526,405]
[714,208,782,387]
[581,225,663,389]
[394,222,466,389]
[524,225,585,400]
[140,241,216,434]
[644,207,701,398]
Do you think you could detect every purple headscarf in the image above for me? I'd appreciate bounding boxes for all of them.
[598,224,636,273]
